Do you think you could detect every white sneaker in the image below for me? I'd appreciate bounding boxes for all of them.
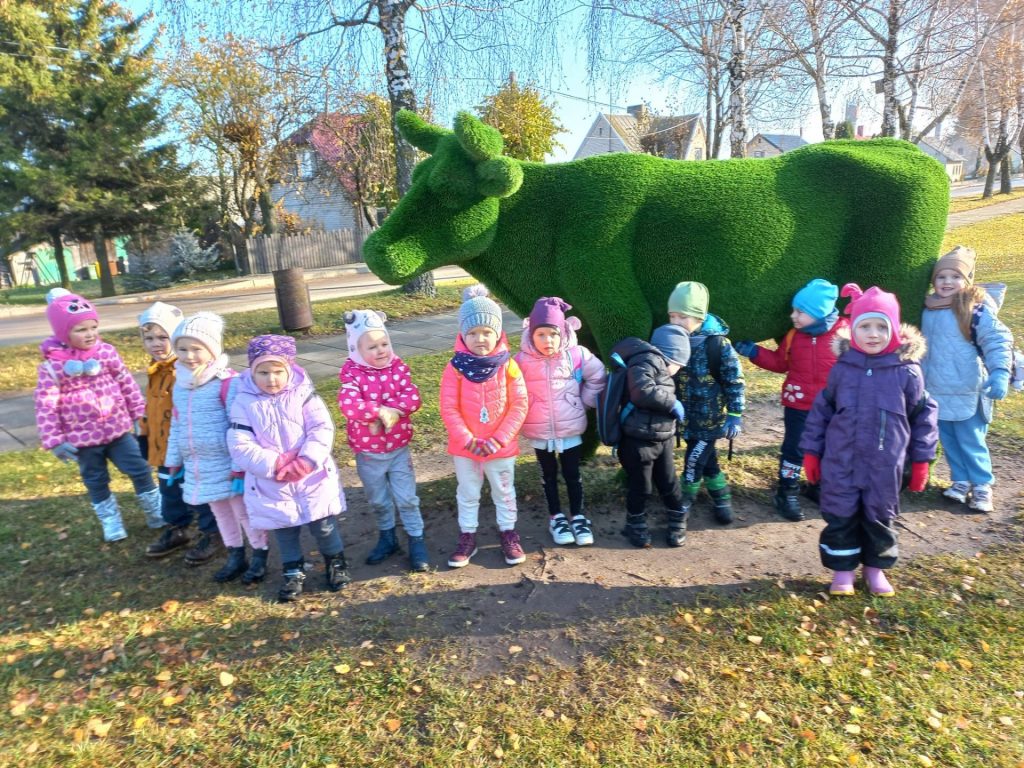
[968,484,993,512]
[571,515,594,546]
[549,514,575,546]
[943,481,971,504]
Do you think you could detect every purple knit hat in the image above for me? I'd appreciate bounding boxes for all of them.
[527,297,571,332]
[248,334,296,369]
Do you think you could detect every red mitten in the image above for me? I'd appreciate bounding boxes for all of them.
[280,457,314,483]
[803,454,821,485]
[274,450,298,481]
[908,461,930,492]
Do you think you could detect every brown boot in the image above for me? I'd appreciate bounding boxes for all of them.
[146,526,190,558]
[184,531,224,566]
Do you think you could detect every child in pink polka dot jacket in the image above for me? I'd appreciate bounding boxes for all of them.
[338,310,429,572]
[34,289,164,543]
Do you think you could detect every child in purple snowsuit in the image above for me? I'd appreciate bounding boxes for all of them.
[228,335,350,603]
[800,284,938,598]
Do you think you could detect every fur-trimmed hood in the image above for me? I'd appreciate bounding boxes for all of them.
[832,322,927,363]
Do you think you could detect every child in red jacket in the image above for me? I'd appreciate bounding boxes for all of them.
[733,279,848,521]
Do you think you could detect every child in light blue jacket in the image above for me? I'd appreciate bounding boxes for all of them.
[921,246,1014,513]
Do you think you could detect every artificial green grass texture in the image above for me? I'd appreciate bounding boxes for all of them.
[364,112,950,356]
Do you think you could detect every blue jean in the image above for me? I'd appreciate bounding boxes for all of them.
[780,406,809,479]
[354,447,424,536]
[938,408,994,485]
[158,467,217,532]
[76,432,156,503]
[273,516,344,564]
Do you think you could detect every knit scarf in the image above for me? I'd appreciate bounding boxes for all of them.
[175,353,231,390]
[801,309,840,336]
[451,350,510,383]
[924,293,953,310]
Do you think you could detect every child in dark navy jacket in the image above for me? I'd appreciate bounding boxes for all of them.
[613,325,690,549]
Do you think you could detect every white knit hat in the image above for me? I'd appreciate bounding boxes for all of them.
[138,301,184,336]
[172,311,225,357]
[344,309,392,368]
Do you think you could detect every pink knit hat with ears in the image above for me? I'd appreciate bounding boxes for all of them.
[45,288,99,345]
[841,283,902,355]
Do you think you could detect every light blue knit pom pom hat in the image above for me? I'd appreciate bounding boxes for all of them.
[458,285,502,337]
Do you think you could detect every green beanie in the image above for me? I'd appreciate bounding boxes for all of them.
[668,281,709,320]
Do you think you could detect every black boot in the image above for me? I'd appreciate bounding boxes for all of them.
[365,527,400,565]
[324,552,352,592]
[621,513,651,548]
[706,474,734,525]
[213,546,248,583]
[801,483,820,505]
[241,548,269,584]
[666,509,688,547]
[407,535,430,573]
[773,480,805,521]
[146,526,190,558]
[278,560,305,602]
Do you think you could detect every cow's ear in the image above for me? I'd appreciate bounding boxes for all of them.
[397,110,448,154]
[454,111,504,162]
[476,157,523,198]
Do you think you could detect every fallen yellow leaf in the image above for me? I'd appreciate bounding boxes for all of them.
[384,718,401,733]
[844,723,862,734]
[334,664,350,674]
[87,718,112,738]
[493,746,504,759]
[133,716,149,729]
[755,710,773,724]
[161,600,180,614]
[915,756,933,767]
[52,669,66,679]
[154,670,172,682]
[9,702,28,717]
[508,645,523,655]
[747,635,763,645]
[219,671,235,687]
[395,644,406,654]
[161,695,177,707]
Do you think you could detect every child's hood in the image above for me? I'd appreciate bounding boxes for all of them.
[40,336,102,362]
[611,336,662,365]
[518,321,581,357]
[695,313,729,338]
[341,352,407,376]
[832,322,927,364]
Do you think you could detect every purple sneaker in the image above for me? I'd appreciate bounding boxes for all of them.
[447,532,477,568]
[500,530,526,565]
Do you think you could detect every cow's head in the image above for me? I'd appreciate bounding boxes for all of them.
[363,111,524,284]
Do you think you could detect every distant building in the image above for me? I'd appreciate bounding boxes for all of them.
[917,139,965,182]
[746,133,809,158]
[574,104,707,161]
[271,113,365,235]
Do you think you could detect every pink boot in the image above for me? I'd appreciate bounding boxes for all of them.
[829,570,856,596]
[863,566,895,597]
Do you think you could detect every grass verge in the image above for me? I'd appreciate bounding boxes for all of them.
[948,189,1024,215]
[0,270,239,306]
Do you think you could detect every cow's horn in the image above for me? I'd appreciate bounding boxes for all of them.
[454,111,504,162]
[396,110,448,154]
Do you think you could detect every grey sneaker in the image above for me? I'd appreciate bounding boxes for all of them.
[943,481,971,504]
[968,484,993,513]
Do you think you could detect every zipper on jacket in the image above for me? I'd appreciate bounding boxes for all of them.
[878,410,886,450]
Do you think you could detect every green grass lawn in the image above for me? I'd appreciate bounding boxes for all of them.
[948,189,1024,215]
[0,269,239,306]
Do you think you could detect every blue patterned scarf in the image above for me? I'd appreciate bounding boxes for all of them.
[451,350,510,383]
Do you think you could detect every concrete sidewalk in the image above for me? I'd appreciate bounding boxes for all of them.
[0,307,521,453]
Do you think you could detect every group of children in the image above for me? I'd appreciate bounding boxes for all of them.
[34,243,1014,599]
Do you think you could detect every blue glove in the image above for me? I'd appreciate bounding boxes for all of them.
[163,467,185,488]
[231,477,245,495]
[670,400,685,421]
[51,442,78,462]
[983,369,1010,400]
[724,414,743,439]
[733,340,758,359]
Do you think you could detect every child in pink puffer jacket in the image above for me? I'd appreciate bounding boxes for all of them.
[515,297,606,547]
[440,286,528,569]
[34,289,163,543]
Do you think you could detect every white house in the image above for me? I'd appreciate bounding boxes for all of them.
[574,105,707,161]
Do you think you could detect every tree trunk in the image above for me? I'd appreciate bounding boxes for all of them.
[727,0,748,158]
[254,166,277,235]
[50,229,71,289]
[999,154,1012,194]
[880,0,901,138]
[380,0,435,297]
[93,226,117,298]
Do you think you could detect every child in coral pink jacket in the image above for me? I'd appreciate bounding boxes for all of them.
[34,289,163,544]
[337,309,428,572]
[440,286,528,569]
[514,297,606,547]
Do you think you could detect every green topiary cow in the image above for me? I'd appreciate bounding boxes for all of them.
[364,110,949,356]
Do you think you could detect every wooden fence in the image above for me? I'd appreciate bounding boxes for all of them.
[244,229,364,274]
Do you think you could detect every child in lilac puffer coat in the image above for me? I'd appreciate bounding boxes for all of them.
[228,335,350,602]
[514,297,606,547]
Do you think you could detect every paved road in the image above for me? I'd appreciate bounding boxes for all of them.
[951,177,1022,198]
[0,266,469,347]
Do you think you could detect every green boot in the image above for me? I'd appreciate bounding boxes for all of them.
[705,472,733,525]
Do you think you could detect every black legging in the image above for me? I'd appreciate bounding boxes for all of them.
[534,444,583,517]
[617,436,683,516]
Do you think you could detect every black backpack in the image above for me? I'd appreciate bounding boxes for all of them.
[596,351,635,447]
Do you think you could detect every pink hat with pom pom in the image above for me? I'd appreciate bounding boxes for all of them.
[45,288,99,345]
[841,283,902,355]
